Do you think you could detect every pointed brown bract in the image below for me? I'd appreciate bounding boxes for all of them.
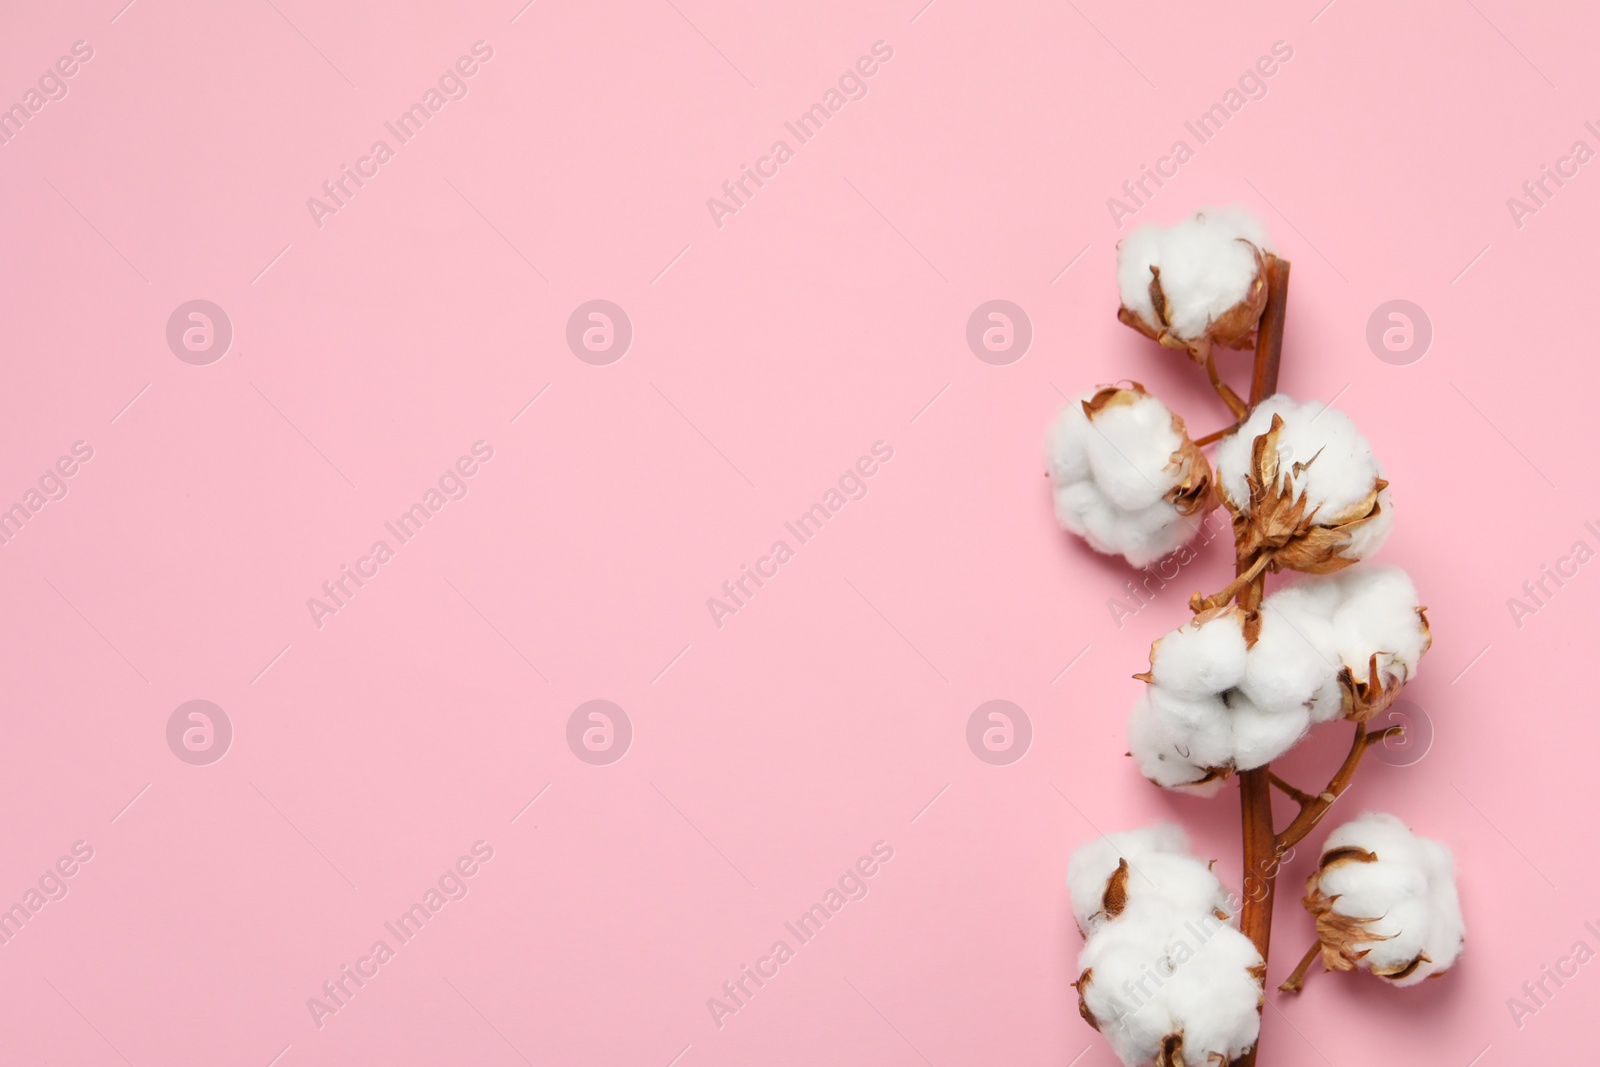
[1102,859,1132,920]
[1117,242,1272,363]
[1226,415,1389,575]
[1302,847,1389,974]
[1074,969,1101,1031]
[1375,951,1432,981]
[1341,606,1433,722]
[1319,846,1377,870]
[1168,427,1216,518]
[1082,382,1218,520]
[1149,268,1171,331]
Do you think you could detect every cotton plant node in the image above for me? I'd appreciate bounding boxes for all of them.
[1052,205,1464,1067]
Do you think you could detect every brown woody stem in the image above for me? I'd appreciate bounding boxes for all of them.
[1279,941,1322,994]
[1250,256,1289,402]
[1228,257,1290,1067]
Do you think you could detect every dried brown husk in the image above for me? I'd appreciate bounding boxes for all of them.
[1130,604,1252,789]
[1137,603,1258,688]
[1116,242,1271,362]
[1303,846,1393,974]
[1102,858,1132,921]
[1226,414,1387,575]
[1338,606,1432,722]
[1082,382,1217,520]
[1073,969,1100,1031]
[1074,981,1233,1067]
[1076,924,1264,1064]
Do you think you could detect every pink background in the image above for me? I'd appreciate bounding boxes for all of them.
[0,0,1594,1063]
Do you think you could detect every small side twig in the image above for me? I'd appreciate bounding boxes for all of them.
[1194,422,1242,448]
[1272,723,1401,855]
[1191,551,1273,612]
[1279,940,1323,994]
[1203,349,1250,419]
[1268,772,1319,810]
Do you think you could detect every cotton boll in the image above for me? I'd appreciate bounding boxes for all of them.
[1149,607,1250,695]
[1047,384,1217,568]
[1067,824,1190,933]
[1303,813,1465,987]
[1215,395,1392,573]
[1126,557,1429,793]
[1077,905,1264,1066]
[1241,592,1339,713]
[1329,567,1431,692]
[1159,922,1267,1065]
[1148,689,1237,770]
[1419,839,1466,975]
[1269,567,1431,722]
[1343,486,1395,560]
[1227,694,1311,771]
[1091,398,1186,512]
[1053,480,1118,552]
[1128,691,1227,796]
[1130,599,1333,790]
[1077,917,1183,1065]
[1304,674,1347,724]
[1067,825,1234,936]
[1116,206,1274,357]
[1215,395,1382,523]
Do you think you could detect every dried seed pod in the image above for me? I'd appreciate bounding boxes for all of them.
[1215,396,1394,574]
[1074,904,1265,1065]
[1067,825,1235,937]
[1127,597,1337,792]
[1302,813,1464,987]
[1067,826,1264,1066]
[1263,566,1432,724]
[1047,383,1217,568]
[1116,206,1274,360]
